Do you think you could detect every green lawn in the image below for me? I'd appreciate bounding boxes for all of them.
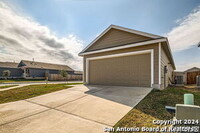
[0,83,82,104]
[113,86,200,132]
[0,85,18,89]
[0,79,46,83]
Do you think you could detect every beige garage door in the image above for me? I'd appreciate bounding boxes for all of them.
[88,53,151,87]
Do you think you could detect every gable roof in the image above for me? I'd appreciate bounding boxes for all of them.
[184,67,200,72]
[20,60,74,71]
[0,62,19,68]
[79,24,163,54]
[79,25,176,70]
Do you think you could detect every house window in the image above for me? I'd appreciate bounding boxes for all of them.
[176,76,183,84]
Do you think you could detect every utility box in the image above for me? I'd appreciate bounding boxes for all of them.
[176,104,200,120]
[184,94,194,105]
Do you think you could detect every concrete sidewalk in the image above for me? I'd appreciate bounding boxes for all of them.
[0,84,26,91]
[0,85,152,133]
[0,81,82,85]
[0,81,82,91]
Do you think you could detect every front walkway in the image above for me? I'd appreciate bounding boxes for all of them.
[0,81,82,91]
[0,85,152,133]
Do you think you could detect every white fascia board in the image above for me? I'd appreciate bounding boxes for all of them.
[111,25,162,39]
[79,38,166,56]
[87,49,152,60]
[165,38,176,70]
[151,49,154,87]
[158,42,161,84]
[80,25,112,53]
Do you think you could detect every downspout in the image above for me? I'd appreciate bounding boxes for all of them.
[164,72,166,89]
[164,65,168,89]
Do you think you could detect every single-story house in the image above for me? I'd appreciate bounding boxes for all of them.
[79,25,176,89]
[18,60,75,79]
[174,67,200,85]
[0,62,23,78]
[0,60,82,80]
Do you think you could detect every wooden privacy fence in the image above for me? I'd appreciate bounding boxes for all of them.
[48,74,82,81]
[187,71,200,84]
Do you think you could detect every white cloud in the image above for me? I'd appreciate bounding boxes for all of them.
[175,62,200,72]
[167,6,200,52]
[0,2,84,70]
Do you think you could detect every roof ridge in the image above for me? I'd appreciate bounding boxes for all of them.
[21,60,70,67]
[21,60,74,71]
[184,67,200,72]
[0,61,18,63]
[110,24,163,38]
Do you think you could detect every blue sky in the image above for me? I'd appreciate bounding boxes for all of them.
[9,0,200,43]
[0,0,200,70]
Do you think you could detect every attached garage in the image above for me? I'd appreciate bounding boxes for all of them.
[79,25,176,89]
[87,51,152,87]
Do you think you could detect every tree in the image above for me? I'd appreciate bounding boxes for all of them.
[198,42,200,47]
[59,70,68,84]
[2,70,11,80]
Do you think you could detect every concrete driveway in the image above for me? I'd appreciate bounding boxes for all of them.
[0,85,152,133]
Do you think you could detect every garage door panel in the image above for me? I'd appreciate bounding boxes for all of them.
[88,53,151,87]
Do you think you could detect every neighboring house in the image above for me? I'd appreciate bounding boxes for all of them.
[0,60,83,80]
[74,71,83,75]
[174,67,200,85]
[18,60,74,79]
[79,25,176,89]
[0,62,23,79]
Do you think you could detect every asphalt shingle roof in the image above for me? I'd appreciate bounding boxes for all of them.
[21,60,74,71]
[0,62,19,68]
